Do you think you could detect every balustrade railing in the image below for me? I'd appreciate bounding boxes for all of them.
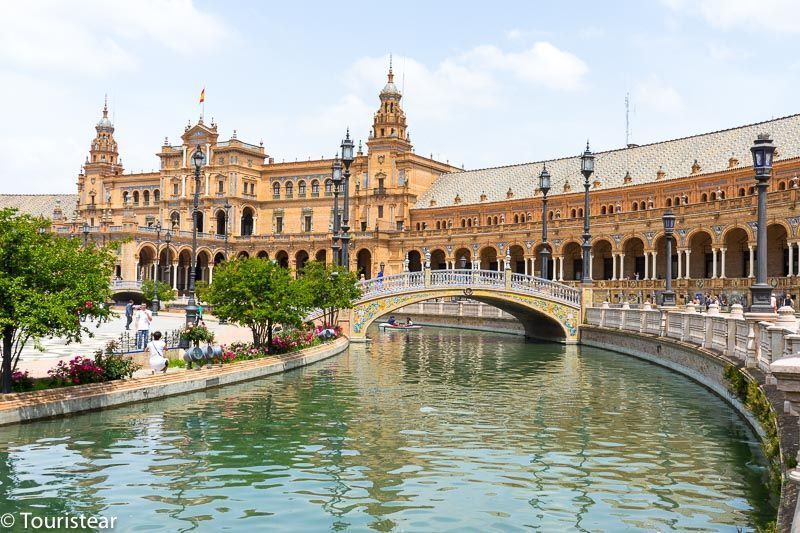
[110,280,143,290]
[356,269,580,306]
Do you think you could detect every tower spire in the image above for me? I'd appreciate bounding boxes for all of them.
[388,54,394,83]
[103,94,108,118]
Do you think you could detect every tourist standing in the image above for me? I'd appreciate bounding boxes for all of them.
[135,305,153,350]
[125,300,134,330]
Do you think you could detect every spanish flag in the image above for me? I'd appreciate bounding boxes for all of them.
[199,88,205,104]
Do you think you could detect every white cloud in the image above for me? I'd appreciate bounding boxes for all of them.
[0,0,233,75]
[463,43,589,90]
[634,76,684,113]
[663,0,800,33]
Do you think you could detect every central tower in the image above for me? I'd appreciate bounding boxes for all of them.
[367,57,412,153]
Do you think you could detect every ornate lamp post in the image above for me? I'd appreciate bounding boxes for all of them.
[662,209,677,307]
[151,221,162,314]
[580,142,595,284]
[82,222,90,247]
[331,156,342,265]
[538,164,551,280]
[163,230,172,285]
[185,145,205,325]
[750,134,776,314]
[223,202,231,259]
[340,130,355,270]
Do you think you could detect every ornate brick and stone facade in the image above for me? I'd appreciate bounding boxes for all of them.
[3,65,800,306]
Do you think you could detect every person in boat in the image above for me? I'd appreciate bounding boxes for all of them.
[387,316,396,325]
[405,317,413,326]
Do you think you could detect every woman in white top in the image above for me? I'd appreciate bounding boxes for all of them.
[146,331,169,374]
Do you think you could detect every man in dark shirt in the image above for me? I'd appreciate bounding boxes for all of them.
[125,300,134,330]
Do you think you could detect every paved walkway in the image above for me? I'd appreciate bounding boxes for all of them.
[16,307,254,378]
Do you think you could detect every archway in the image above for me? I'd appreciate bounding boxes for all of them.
[214,252,226,266]
[295,250,310,275]
[688,231,713,278]
[357,248,372,279]
[196,250,210,283]
[454,247,472,269]
[256,250,269,260]
[215,210,227,235]
[137,245,156,281]
[158,245,174,286]
[479,246,498,271]
[177,249,192,291]
[621,237,645,280]
[509,245,525,274]
[237,251,250,259]
[275,250,289,269]
[767,224,789,277]
[195,211,204,233]
[407,250,422,272]
[723,228,750,278]
[591,239,613,280]
[430,249,447,270]
[241,207,254,236]
[315,249,327,264]
[561,242,582,280]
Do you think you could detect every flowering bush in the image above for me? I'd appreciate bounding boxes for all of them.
[48,356,106,386]
[181,324,215,344]
[271,328,318,354]
[11,370,34,392]
[94,341,140,380]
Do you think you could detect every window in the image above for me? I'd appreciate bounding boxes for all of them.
[304,215,312,232]
[311,180,319,197]
[133,191,139,205]
[273,182,280,199]
[173,159,179,168]
[396,221,404,231]
[285,182,293,198]
[173,183,179,196]
[123,191,129,204]
[701,193,708,202]
[325,180,333,196]
[218,157,224,165]
[154,190,160,203]
[361,221,367,231]
[298,181,306,197]
[275,216,283,233]
[251,183,255,195]
[218,180,224,193]
[171,212,180,229]
[377,205,384,218]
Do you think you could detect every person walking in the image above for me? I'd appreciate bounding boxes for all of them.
[197,303,204,324]
[124,300,134,330]
[135,305,153,350]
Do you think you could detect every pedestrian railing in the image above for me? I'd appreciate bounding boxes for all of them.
[112,328,183,354]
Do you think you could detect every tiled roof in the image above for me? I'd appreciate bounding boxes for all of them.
[416,114,800,209]
[0,194,78,219]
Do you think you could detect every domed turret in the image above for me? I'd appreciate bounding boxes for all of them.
[96,95,114,132]
[380,57,401,98]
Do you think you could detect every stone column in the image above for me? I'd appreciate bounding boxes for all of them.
[612,253,618,280]
[531,257,536,277]
[209,264,214,285]
[685,249,691,279]
[748,245,755,278]
[711,247,718,278]
[558,257,564,281]
[589,253,594,280]
[677,250,683,279]
[789,242,795,277]
[619,253,626,280]
[184,266,190,290]
[651,251,658,280]
[644,252,650,280]
[171,263,178,290]
[720,247,727,278]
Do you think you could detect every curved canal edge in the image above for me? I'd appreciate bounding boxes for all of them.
[581,325,796,532]
[0,336,349,427]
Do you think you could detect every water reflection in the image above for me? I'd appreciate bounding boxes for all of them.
[0,327,774,530]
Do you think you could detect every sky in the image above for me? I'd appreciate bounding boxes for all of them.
[2,0,800,194]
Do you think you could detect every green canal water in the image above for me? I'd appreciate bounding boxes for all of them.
[0,327,775,531]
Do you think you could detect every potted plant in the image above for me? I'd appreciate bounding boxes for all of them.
[181,324,215,369]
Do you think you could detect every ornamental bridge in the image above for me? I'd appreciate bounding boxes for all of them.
[339,268,583,343]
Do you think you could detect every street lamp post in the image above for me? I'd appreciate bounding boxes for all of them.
[539,164,551,280]
[580,142,595,284]
[662,209,677,307]
[82,222,90,247]
[340,130,355,271]
[163,230,172,286]
[750,133,777,314]
[151,221,162,315]
[331,156,342,265]
[185,146,205,325]
[223,202,231,259]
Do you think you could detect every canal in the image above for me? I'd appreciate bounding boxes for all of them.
[0,327,775,530]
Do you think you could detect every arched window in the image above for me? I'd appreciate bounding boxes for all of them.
[241,207,254,236]
[170,211,180,229]
[123,191,129,204]
[514,214,519,224]
[571,208,577,217]
[665,198,672,207]
[298,181,306,196]
[632,203,638,211]
[467,218,473,227]
[548,211,554,220]
[701,193,708,202]
[494,216,499,225]
[133,191,139,205]
[748,186,755,195]
[272,182,280,198]
[325,179,333,196]
[436,221,441,230]
[143,190,150,206]
[527,213,532,221]
[779,181,787,191]
[710,192,717,201]
[601,206,607,215]
[719,190,725,199]
[578,208,583,217]
[461,218,466,228]
[285,182,293,198]
[608,205,614,214]
[738,187,746,197]
[153,189,160,203]
[416,223,421,231]
[640,201,646,210]
[311,180,319,196]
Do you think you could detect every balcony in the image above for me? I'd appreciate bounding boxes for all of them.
[373,187,388,196]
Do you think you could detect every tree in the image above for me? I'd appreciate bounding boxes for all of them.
[199,258,306,350]
[0,209,115,393]
[298,261,361,328]
[141,279,176,305]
